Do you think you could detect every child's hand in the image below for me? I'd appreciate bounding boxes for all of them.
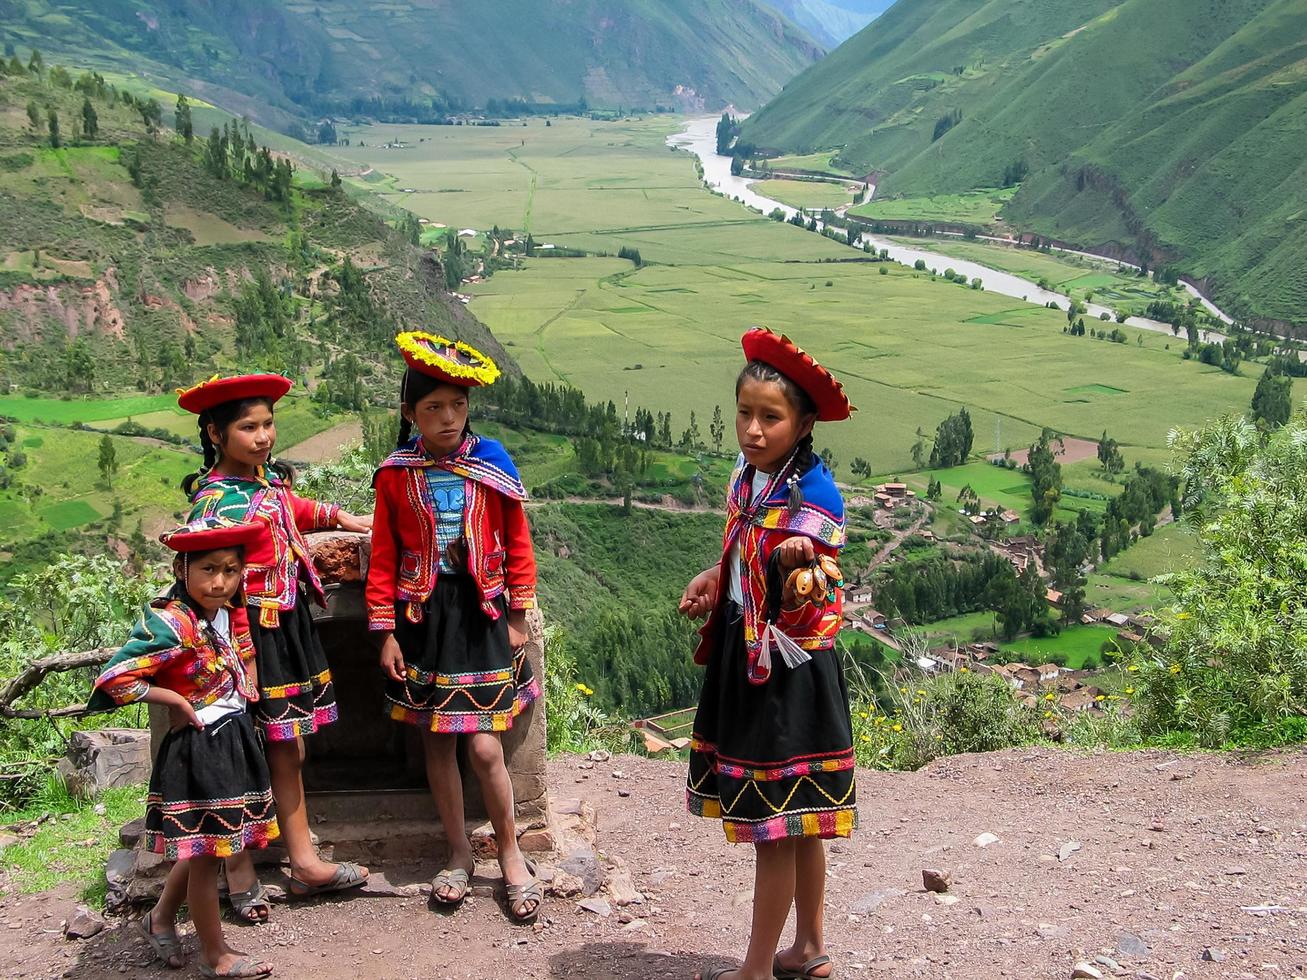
[775,536,816,569]
[337,511,373,533]
[379,634,406,682]
[678,564,720,619]
[507,610,529,651]
[168,700,204,733]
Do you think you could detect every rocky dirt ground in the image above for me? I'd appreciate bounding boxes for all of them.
[1,747,1305,980]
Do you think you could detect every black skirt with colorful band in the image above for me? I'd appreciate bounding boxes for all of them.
[687,600,858,843]
[247,588,337,741]
[386,575,539,734]
[145,711,279,861]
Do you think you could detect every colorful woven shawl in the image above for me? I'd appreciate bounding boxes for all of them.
[376,434,528,500]
[723,449,845,680]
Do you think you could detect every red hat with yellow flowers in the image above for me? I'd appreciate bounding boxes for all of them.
[176,374,293,415]
[741,327,854,422]
[395,330,501,388]
[159,515,263,553]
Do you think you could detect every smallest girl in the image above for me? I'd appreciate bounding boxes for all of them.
[680,328,857,980]
[367,331,542,922]
[89,516,277,979]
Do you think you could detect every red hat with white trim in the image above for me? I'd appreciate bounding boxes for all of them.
[741,327,854,422]
[159,516,264,553]
[176,374,293,415]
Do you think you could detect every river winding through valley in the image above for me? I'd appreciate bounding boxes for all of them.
[668,116,1229,342]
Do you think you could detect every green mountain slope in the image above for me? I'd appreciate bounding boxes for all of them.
[740,0,1307,329]
[0,65,508,396]
[0,0,823,119]
[756,0,877,45]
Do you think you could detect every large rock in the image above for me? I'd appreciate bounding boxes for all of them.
[308,531,370,585]
[57,729,150,797]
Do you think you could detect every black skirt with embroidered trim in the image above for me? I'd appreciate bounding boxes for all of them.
[387,575,540,734]
[686,600,858,843]
[145,711,279,861]
[247,588,337,741]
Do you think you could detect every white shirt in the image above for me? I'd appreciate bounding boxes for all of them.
[194,607,247,726]
[728,470,772,604]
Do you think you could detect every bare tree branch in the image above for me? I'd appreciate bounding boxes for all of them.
[0,647,114,719]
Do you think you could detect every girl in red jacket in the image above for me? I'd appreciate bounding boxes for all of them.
[91,517,277,979]
[367,331,542,922]
[680,328,857,980]
[178,374,371,911]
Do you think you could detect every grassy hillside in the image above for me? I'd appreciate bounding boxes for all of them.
[740,0,1307,329]
[0,59,513,576]
[0,0,822,121]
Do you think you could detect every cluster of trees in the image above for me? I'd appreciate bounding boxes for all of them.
[875,551,1054,640]
[928,408,973,468]
[1250,367,1292,430]
[232,269,305,376]
[1099,465,1179,560]
[876,552,1014,624]
[1024,429,1063,525]
[715,112,743,155]
[932,108,962,142]
[202,120,295,203]
[1097,430,1124,474]
[1000,158,1028,187]
[1042,511,1099,621]
[617,245,643,267]
[1188,339,1241,374]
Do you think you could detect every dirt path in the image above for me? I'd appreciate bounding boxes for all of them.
[280,421,363,464]
[4,747,1305,979]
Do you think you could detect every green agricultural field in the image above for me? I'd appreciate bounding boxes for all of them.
[851,188,1017,225]
[339,115,1256,474]
[904,611,999,645]
[997,625,1118,668]
[887,238,1181,315]
[753,178,860,210]
[768,151,855,176]
[897,461,1104,525]
[0,425,197,547]
[0,394,180,424]
[1099,522,1199,580]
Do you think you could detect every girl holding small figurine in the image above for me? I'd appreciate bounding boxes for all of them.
[679,327,858,980]
[366,331,543,922]
[90,517,277,978]
[178,374,371,910]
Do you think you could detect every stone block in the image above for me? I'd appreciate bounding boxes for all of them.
[57,729,151,797]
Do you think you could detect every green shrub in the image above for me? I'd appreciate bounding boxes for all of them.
[1130,414,1307,746]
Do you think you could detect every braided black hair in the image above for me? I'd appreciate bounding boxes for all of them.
[396,368,473,449]
[180,396,292,496]
[736,359,819,513]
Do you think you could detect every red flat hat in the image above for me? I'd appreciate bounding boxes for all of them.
[741,327,854,421]
[159,516,264,553]
[396,331,501,388]
[176,374,292,415]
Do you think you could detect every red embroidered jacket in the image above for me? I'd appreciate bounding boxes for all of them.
[366,435,538,632]
[187,468,339,628]
[88,591,258,711]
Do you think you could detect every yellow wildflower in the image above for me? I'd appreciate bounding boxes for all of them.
[1127,665,1139,672]
[892,723,903,732]
[1044,711,1053,719]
